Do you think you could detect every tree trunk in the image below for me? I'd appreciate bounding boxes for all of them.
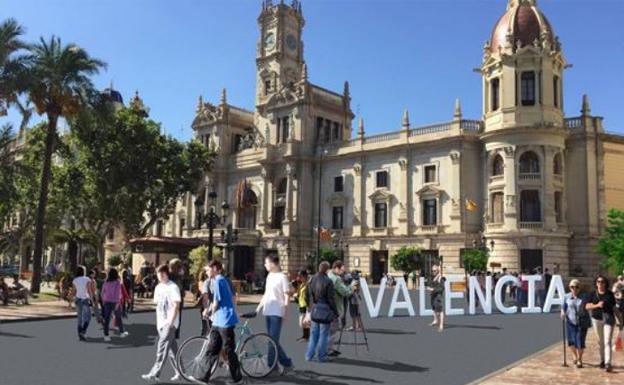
[31,114,58,294]
[68,239,78,272]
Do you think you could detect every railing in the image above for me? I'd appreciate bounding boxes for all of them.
[519,173,541,181]
[489,175,504,183]
[409,122,452,137]
[460,120,483,132]
[363,131,401,144]
[420,225,438,233]
[565,117,583,129]
[519,222,543,230]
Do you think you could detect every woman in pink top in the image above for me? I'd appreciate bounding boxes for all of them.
[101,268,128,341]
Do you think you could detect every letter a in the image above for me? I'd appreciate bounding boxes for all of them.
[388,277,415,317]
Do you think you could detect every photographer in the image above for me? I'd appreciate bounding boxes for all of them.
[327,261,352,357]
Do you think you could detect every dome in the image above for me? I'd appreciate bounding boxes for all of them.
[490,0,554,52]
[102,87,124,105]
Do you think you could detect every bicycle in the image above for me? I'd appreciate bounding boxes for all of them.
[176,312,278,383]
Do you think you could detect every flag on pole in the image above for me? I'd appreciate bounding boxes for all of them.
[465,198,477,212]
[320,227,332,242]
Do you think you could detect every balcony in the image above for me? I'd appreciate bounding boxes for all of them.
[486,223,504,232]
[419,225,439,233]
[519,222,543,230]
[489,175,504,184]
[519,173,541,181]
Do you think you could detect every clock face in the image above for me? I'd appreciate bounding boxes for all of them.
[264,32,276,51]
[286,34,297,50]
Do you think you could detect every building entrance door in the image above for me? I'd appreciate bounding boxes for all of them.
[371,250,388,284]
[520,249,543,273]
[232,246,255,280]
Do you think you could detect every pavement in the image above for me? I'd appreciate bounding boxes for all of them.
[0,289,567,385]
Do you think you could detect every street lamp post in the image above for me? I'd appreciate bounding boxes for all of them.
[194,191,230,263]
[221,224,239,276]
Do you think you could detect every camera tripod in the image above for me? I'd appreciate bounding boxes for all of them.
[337,313,369,355]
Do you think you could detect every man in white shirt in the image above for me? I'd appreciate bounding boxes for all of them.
[255,255,294,374]
[142,264,182,382]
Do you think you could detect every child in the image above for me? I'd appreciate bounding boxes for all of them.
[348,280,363,331]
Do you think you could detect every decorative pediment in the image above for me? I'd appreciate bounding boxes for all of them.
[327,192,348,206]
[415,185,444,198]
[368,189,393,203]
[265,84,301,108]
[192,102,224,129]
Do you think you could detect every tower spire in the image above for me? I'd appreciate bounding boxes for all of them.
[357,117,365,138]
[454,98,462,119]
[402,109,410,130]
[300,62,308,81]
[581,94,591,116]
[220,88,227,106]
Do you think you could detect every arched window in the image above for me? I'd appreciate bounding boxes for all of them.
[272,178,288,230]
[519,151,540,174]
[521,71,536,106]
[553,153,562,175]
[491,78,500,111]
[492,154,504,176]
[237,190,258,229]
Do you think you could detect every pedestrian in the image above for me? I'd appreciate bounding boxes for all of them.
[45,261,56,287]
[142,264,182,382]
[327,260,352,356]
[169,258,185,339]
[561,279,590,368]
[585,275,617,372]
[295,269,310,342]
[254,255,295,374]
[101,268,128,341]
[122,269,134,313]
[305,261,337,362]
[347,280,363,331]
[613,278,624,351]
[87,270,102,324]
[535,267,546,307]
[409,270,417,290]
[200,259,242,384]
[198,266,214,336]
[72,265,95,341]
[427,265,446,332]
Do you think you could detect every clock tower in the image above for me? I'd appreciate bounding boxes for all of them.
[255,0,305,107]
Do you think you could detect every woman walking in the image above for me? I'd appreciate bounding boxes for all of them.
[101,268,129,342]
[561,279,590,368]
[296,270,310,342]
[72,266,95,341]
[427,265,446,332]
[585,275,617,372]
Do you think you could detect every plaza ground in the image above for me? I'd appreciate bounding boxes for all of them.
[1,289,567,385]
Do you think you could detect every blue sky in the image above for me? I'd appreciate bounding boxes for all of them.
[3,0,624,140]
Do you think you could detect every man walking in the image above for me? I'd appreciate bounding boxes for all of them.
[201,260,242,384]
[72,265,95,341]
[142,264,182,382]
[327,261,352,357]
[305,261,337,362]
[255,255,294,374]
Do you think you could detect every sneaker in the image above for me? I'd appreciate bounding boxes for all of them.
[605,364,613,373]
[78,334,86,341]
[170,373,181,382]
[120,331,129,338]
[103,336,111,342]
[599,361,605,369]
[328,350,341,357]
[576,362,583,369]
[279,364,295,375]
[140,374,159,382]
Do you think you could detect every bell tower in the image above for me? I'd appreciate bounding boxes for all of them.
[480,0,567,131]
[256,0,305,107]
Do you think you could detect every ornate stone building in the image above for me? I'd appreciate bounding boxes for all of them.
[130,0,624,282]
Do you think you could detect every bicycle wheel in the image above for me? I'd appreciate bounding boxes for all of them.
[238,332,278,379]
[176,336,218,383]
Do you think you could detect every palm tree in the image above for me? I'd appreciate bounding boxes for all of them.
[25,36,105,293]
[0,18,27,116]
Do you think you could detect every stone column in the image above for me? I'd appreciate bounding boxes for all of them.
[259,166,272,229]
[543,146,557,230]
[503,146,518,230]
[352,161,363,236]
[397,156,409,235]
[449,151,462,233]
[283,163,295,236]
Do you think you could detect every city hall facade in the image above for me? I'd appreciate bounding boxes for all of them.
[116,0,624,283]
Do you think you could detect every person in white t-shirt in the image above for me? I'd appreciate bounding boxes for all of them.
[72,265,95,341]
[142,264,182,382]
[255,255,294,374]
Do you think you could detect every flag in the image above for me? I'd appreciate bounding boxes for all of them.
[465,198,477,212]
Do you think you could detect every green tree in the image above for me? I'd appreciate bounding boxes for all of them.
[0,124,18,222]
[463,249,489,272]
[0,18,28,116]
[390,246,421,275]
[597,208,624,275]
[188,245,222,279]
[319,247,339,266]
[25,36,105,293]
